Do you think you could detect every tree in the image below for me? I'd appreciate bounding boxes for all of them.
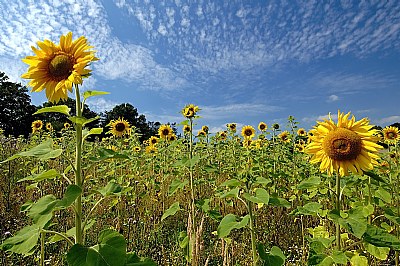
[100,103,159,141]
[35,97,99,131]
[0,72,37,137]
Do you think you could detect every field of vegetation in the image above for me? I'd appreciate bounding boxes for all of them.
[1,32,400,266]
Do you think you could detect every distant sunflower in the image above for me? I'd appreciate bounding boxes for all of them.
[278,131,290,143]
[168,134,177,141]
[241,125,255,139]
[202,125,209,134]
[197,130,207,137]
[46,122,53,131]
[158,124,173,139]
[133,146,141,152]
[382,126,400,144]
[272,123,280,130]
[219,131,227,141]
[183,125,191,134]
[227,123,237,132]
[21,32,98,103]
[258,122,267,132]
[108,117,131,137]
[306,111,382,176]
[243,139,252,148]
[64,122,71,130]
[145,145,157,154]
[182,104,199,118]
[148,136,158,146]
[32,120,43,133]
[295,144,305,152]
[297,128,307,137]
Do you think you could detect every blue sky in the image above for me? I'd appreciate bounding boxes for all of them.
[0,0,399,133]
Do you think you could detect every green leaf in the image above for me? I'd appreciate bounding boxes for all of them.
[67,229,126,266]
[28,195,58,227]
[56,185,82,209]
[297,176,321,190]
[375,188,391,203]
[2,139,62,163]
[126,252,157,266]
[96,180,123,196]
[89,148,130,162]
[384,208,400,225]
[83,128,103,141]
[168,179,188,196]
[0,224,40,255]
[34,105,70,116]
[350,254,368,266]
[331,251,347,264]
[69,116,99,126]
[291,202,322,216]
[364,242,390,260]
[83,90,110,100]
[258,244,286,266]
[18,169,59,183]
[219,188,239,199]
[161,202,181,221]
[363,224,400,250]
[364,171,387,183]
[243,188,269,204]
[269,197,291,208]
[217,214,250,238]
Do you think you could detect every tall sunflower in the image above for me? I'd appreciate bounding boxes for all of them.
[107,117,131,137]
[306,111,382,176]
[31,120,43,133]
[158,124,173,139]
[241,125,255,139]
[227,123,237,132]
[382,126,400,144]
[21,32,98,103]
[181,104,199,118]
[278,131,290,143]
[258,122,267,132]
[183,125,191,135]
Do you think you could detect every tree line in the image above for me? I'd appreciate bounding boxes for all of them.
[0,71,164,141]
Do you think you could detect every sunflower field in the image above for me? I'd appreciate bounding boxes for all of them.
[1,33,400,266]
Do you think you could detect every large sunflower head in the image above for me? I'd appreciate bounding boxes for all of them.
[241,125,255,139]
[31,120,43,133]
[258,122,267,132]
[181,104,199,118]
[158,124,173,139]
[382,126,400,144]
[107,117,131,138]
[306,111,383,176]
[21,32,98,103]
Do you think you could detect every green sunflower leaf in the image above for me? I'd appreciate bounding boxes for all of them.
[161,202,181,221]
[83,90,110,100]
[217,214,250,238]
[0,224,40,256]
[1,139,62,163]
[34,105,70,116]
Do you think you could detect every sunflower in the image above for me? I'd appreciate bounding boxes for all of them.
[21,32,98,103]
[297,128,307,137]
[158,124,173,139]
[382,126,400,144]
[241,125,255,139]
[145,145,157,154]
[306,111,382,176]
[182,104,199,118]
[148,136,158,146]
[243,139,253,148]
[227,123,237,132]
[278,131,290,143]
[133,146,141,152]
[202,125,209,134]
[46,122,53,131]
[295,144,305,152]
[31,120,43,133]
[219,131,227,141]
[272,123,280,130]
[258,122,267,132]
[108,117,131,137]
[168,134,177,141]
[183,125,191,134]
[64,122,71,130]
[197,130,207,137]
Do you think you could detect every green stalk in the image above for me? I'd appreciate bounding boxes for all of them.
[188,118,196,265]
[336,173,341,250]
[40,231,45,266]
[74,85,83,245]
[247,200,258,266]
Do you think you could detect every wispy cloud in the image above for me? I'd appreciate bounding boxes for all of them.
[201,103,283,120]
[376,116,400,126]
[86,97,121,113]
[327,94,339,102]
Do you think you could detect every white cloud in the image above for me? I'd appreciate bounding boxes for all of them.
[201,103,283,120]
[376,116,400,126]
[327,94,339,102]
[86,97,121,113]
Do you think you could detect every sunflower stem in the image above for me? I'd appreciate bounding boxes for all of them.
[74,84,83,245]
[336,173,341,251]
[189,117,197,265]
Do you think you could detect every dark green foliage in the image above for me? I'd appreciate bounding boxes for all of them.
[0,72,36,137]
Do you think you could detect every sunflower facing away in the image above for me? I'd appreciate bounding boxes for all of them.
[227,123,237,132]
[241,125,255,139]
[31,120,43,133]
[306,111,382,176]
[382,126,400,144]
[158,124,173,139]
[21,32,98,102]
[108,117,131,138]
